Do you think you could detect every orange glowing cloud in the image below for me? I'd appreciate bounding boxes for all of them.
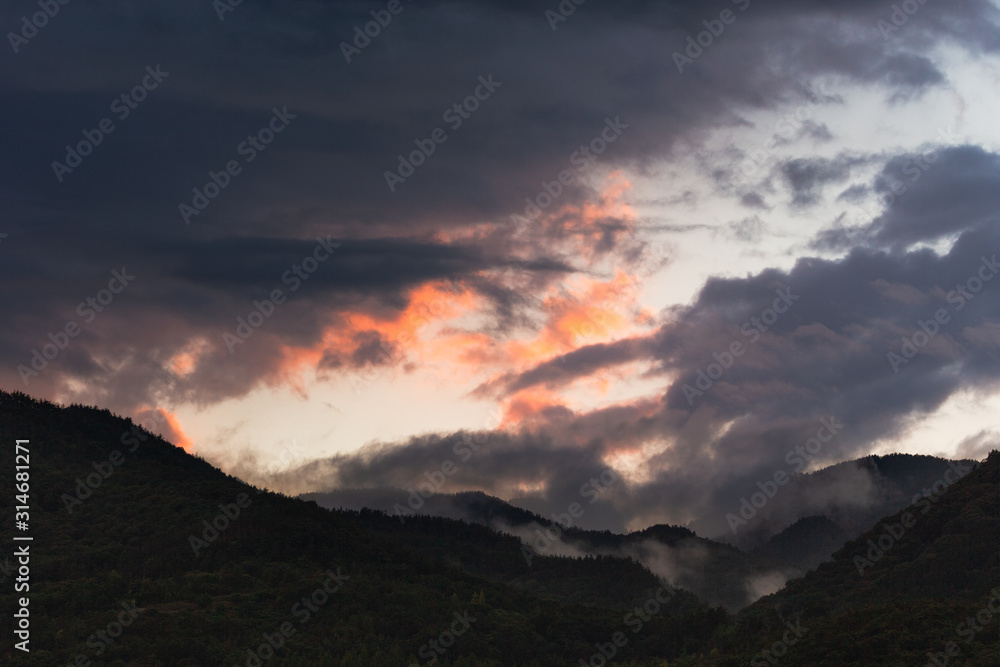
[341,281,483,349]
[250,171,661,431]
[269,280,489,389]
[498,387,571,429]
[503,269,647,371]
[165,338,212,378]
[516,170,637,264]
[133,406,194,451]
[575,171,636,242]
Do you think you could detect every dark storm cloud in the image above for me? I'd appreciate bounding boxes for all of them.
[873,54,946,101]
[0,230,571,411]
[520,221,1000,417]
[267,427,614,505]
[472,337,651,398]
[2,0,998,447]
[815,146,1000,251]
[780,154,869,208]
[348,330,396,367]
[3,0,990,240]
[169,236,568,292]
[399,217,1000,533]
[254,404,646,531]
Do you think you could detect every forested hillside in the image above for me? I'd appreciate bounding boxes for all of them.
[1,391,995,666]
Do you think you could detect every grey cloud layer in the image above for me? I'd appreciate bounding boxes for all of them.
[2,0,999,531]
[309,208,1000,535]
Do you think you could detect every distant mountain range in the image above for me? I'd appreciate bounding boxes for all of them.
[301,452,979,609]
[1,389,995,666]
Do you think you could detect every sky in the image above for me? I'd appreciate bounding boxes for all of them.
[2,0,999,536]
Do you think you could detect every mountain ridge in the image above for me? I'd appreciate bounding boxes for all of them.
[1,389,995,666]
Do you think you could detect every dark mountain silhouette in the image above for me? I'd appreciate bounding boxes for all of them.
[711,450,999,666]
[305,487,788,611]
[0,390,723,665]
[305,452,980,609]
[750,515,848,571]
[712,453,981,550]
[301,487,544,528]
[305,455,975,556]
[1,389,995,666]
